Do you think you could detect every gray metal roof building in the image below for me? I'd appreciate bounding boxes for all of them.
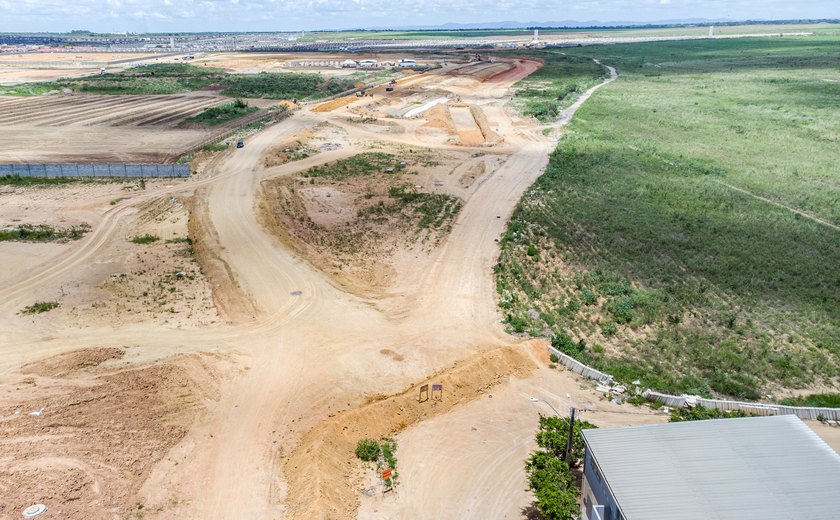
[580,415,840,520]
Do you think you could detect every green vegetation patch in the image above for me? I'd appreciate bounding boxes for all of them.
[0,224,89,242]
[184,99,258,126]
[221,72,355,100]
[0,175,79,186]
[525,415,597,520]
[780,393,840,408]
[130,234,160,244]
[20,301,60,315]
[354,438,381,462]
[303,152,402,180]
[670,407,752,422]
[496,36,840,399]
[2,63,354,100]
[511,52,609,121]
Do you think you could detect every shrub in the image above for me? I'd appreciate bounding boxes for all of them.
[131,234,160,244]
[670,407,750,422]
[549,353,559,363]
[21,301,60,315]
[355,438,380,462]
[580,287,597,305]
[600,321,618,337]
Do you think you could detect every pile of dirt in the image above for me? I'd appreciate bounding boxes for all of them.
[0,351,223,519]
[312,96,357,113]
[282,345,538,520]
[470,105,503,145]
[20,347,125,378]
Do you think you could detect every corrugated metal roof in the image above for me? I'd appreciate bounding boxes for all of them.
[582,415,840,520]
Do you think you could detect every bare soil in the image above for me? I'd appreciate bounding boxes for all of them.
[0,92,254,163]
[0,350,226,519]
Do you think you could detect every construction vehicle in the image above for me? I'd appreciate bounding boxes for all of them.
[385,80,396,92]
[236,139,244,148]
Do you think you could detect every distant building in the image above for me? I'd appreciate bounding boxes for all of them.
[341,59,358,68]
[357,59,378,69]
[399,58,417,68]
[581,415,840,520]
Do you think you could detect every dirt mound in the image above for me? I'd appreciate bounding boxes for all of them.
[282,345,538,520]
[312,96,357,113]
[20,347,125,378]
[0,353,223,519]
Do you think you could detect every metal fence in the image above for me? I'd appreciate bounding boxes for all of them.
[0,163,189,178]
[546,345,840,422]
[642,390,840,422]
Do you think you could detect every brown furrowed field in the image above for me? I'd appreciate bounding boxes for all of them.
[0,92,250,163]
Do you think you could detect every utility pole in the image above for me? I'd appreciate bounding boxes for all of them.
[564,395,576,466]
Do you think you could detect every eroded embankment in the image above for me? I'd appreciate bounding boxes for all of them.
[282,344,539,520]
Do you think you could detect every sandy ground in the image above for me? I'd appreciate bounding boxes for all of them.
[0,53,179,86]
[0,53,837,520]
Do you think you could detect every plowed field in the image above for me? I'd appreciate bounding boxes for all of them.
[0,93,242,163]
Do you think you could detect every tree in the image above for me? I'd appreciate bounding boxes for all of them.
[525,415,597,520]
[535,415,596,466]
[525,451,579,520]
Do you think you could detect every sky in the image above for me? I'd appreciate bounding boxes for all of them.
[0,0,837,33]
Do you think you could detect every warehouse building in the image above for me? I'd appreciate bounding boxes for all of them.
[581,415,840,520]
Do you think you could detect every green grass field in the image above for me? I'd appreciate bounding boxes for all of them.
[496,37,840,400]
[0,63,356,100]
[509,53,608,120]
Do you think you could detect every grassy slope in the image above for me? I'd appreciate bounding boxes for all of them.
[496,37,840,399]
[509,52,608,120]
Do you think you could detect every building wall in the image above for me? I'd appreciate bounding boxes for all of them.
[582,449,622,520]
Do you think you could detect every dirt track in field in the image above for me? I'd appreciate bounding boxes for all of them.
[1,53,836,520]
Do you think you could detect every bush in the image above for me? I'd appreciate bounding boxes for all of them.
[21,301,60,315]
[580,287,597,305]
[355,438,380,462]
[549,353,559,363]
[131,234,160,244]
[670,407,750,422]
[600,321,618,337]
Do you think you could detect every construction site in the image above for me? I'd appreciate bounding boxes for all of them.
[0,43,838,520]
